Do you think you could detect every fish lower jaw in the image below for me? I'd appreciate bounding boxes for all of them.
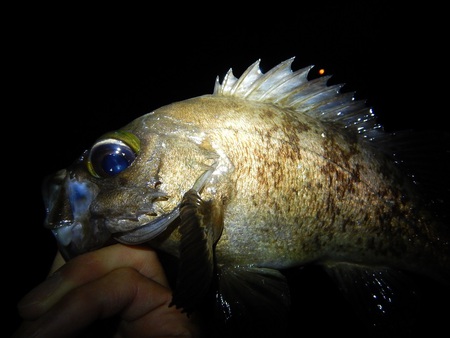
[114,207,181,244]
[105,214,159,233]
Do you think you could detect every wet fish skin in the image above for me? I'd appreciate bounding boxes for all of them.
[119,94,447,277]
[42,58,450,335]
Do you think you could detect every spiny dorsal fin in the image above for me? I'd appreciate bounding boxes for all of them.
[213,57,383,141]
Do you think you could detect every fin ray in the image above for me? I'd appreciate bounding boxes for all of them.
[171,189,223,314]
[214,58,382,141]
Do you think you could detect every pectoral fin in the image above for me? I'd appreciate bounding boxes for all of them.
[170,189,223,314]
[171,190,290,336]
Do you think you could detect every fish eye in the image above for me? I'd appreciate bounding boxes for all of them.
[86,131,140,178]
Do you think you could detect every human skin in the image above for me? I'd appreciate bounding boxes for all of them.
[12,244,201,338]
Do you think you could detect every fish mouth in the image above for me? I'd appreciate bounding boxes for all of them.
[43,169,109,259]
[51,207,181,260]
[43,169,181,259]
[51,220,113,260]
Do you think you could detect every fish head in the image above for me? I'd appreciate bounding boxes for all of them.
[43,121,217,260]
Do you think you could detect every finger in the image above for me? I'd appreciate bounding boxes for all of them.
[14,267,196,338]
[63,244,170,286]
[48,250,65,275]
[17,244,169,319]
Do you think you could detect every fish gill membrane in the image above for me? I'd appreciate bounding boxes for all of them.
[42,57,450,338]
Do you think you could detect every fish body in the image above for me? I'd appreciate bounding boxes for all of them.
[43,58,449,336]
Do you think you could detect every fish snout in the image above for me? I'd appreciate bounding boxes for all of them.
[42,169,108,259]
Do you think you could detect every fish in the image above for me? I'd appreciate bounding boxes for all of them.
[42,57,449,337]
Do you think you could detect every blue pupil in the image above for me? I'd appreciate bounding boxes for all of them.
[102,151,130,176]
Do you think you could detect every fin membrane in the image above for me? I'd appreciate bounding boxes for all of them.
[324,262,421,336]
[208,265,291,337]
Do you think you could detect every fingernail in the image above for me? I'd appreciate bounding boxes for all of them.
[17,272,63,316]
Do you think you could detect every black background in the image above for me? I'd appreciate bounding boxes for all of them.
[6,2,448,337]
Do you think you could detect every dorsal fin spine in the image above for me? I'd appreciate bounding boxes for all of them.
[214,58,383,142]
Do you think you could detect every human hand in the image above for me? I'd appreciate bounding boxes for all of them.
[13,244,201,337]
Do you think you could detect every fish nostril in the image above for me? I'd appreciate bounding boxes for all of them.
[154,181,162,189]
